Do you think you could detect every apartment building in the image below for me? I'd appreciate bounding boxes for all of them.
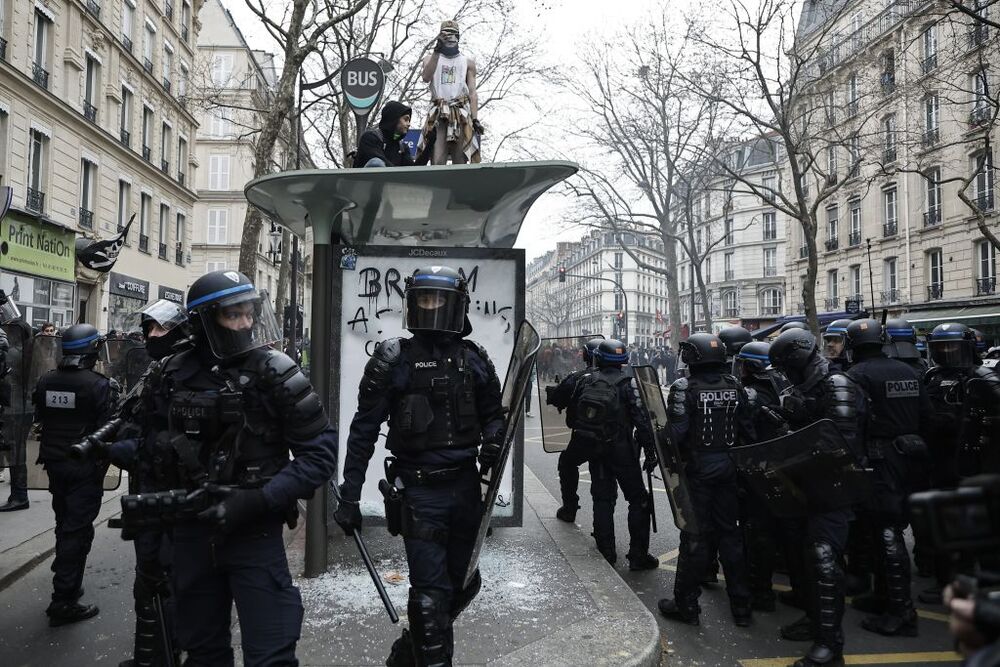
[675,137,791,334]
[0,0,199,329]
[791,0,999,342]
[191,0,310,329]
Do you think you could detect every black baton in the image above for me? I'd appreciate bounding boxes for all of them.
[646,469,658,534]
[151,591,177,667]
[353,529,399,623]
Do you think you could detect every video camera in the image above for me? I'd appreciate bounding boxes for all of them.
[909,474,1000,557]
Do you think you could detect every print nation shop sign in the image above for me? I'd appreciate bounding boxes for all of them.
[0,211,76,282]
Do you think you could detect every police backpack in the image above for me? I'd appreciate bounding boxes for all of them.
[567,372,623,441]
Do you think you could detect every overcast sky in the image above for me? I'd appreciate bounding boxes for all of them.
[223,0,675,262]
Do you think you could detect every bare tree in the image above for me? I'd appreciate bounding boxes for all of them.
[527,277,576,337]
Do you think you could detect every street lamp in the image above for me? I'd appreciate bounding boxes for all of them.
[267,223,283,264]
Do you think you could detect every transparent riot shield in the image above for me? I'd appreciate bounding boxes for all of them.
[536,335,603,453]
[0,322,33,473]
[464,321,541,588]
[633,365,700,535]
[98,338,147,393]
[124,345,153,392]
[730,418,873,518]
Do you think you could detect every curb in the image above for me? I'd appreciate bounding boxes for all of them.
[0,487,126,593]
[490,468,662,667]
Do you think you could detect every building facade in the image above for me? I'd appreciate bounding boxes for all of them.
[791,0,999,343]
[0,0,200,329]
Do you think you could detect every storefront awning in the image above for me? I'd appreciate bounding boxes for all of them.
[903,304,1000,327]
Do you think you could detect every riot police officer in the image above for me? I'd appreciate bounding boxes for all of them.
[822,319,852,373]
[972,328,989,359]
[845,319,931,638]
[718,326,752,362]
[33,324,115,626]
[0,289,30,512]
[572,339,659,570]
[545,337,602,522]
[334,266,504,667]
[884,318,929,374]
[156,271,336,665]
[658,333,755,627]
[732,341,788,611]
[780,321,809,333]
[768,328,865,667]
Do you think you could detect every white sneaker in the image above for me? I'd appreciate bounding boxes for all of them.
[525,412,533,417]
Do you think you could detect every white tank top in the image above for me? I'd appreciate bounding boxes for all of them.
[430,54,469,101]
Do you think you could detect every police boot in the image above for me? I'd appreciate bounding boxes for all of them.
[407,589,452,667]
[555,505,578,523]
[657,598,699,626]
[47,601,99,627]
[790,643,845,667]
[386,629,416,667]
[627,553,659,571]
[596,541,617,565]
[861,528,918,637]
[780,614,815,642]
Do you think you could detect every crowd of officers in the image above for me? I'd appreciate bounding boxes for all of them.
[546,317,1000,667]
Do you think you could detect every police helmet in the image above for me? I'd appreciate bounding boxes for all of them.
[885,318,917,344]
[0,289,21,325]
[779,321,808,333]
[845,318,884,351]
[971,328,988,356]
[927,322,977,368]
[769,329,819,374]
[60,323,102,369]
[594,339,628,367]
[186,270,281,360]
[822,318,851,360]
[583,337,603,365]
[402,266,469,334]
[718,326,753,358]
[140,299,190,360]
[733,341,770,379]
[679,333,726,369]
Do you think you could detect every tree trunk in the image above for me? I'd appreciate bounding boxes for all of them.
[275,227,291,332]
[664,234,682,348]
[694,265,713,331]
[802,217,819,334]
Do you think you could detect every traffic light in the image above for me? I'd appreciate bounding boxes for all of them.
[558,266,566,283]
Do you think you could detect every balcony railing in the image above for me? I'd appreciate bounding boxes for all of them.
[26,187,45,213]
[122,35,133,53]
[86,0,101,19]
[161,159,170,174]
[883,221,898,237]
[181,25,189,43]
[799,245,809,259]
[974,192,996,212]
[848,231,862,246]
[970,106,991,128]
[969,26,988,49]
[824,298,840,311]
[32,62,49,89]
[921,53,937,74]
[977,277,997,296]
[825,237,839,251]
[158,242,168,259]
[883,147,897,163]
[142,145,151,162]
[880,72,895,95]
[78,208,94,229]
[761,306,782,317]
[120,127,131,148]
[83,101,97,122]
[0,37,7,63]
[880,288,901,304]
[724,270,735,281]
[927,283,944,300]
[139,234,150,253]
[922,127,939,147]
[143,58,153,74]
[175,246,185,266]
[923,207,941,227]
[177,170,185,186]
[163,78,171,94]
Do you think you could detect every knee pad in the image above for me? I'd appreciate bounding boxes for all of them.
[880,526,906,560]
[407,588,451,665]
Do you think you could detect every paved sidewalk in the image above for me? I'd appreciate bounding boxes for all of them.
[287,468,662,667]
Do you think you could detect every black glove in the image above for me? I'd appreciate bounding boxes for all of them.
[478,437,502,471]
[642,448,659,473]
[197,486,268,533]
[472,118,485,136]
[333,490,362,536]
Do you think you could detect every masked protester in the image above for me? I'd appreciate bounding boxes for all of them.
[33,324,116,626]
[144,271,336,665]
[334,266,504,667]
[419,20,482,165]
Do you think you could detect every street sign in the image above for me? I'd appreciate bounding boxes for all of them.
[845,299,861,314]
[341,57,385,119]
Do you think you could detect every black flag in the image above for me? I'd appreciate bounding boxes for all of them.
[76,214,134,272]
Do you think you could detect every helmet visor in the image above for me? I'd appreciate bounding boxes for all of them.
[930,340,976,368]
[200,290,281,360]
[733,352,768,379]
[141,299,188,335]
[403,287,466,333]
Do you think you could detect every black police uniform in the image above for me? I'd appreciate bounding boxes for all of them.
[571,357,656,568]
[847,329,931,637]
[340,330,503,666]
[660,338,755,625]
[770,331,865,667]
[33,331,114,624]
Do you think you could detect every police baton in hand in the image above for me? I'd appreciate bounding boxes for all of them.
[332,484,399,623]
[646,469,658,534]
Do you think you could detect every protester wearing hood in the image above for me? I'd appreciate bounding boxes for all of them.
[353,101,434,168]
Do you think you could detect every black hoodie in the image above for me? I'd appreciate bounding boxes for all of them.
[352,101,416,168]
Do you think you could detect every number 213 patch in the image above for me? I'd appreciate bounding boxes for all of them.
[45,391,77,409]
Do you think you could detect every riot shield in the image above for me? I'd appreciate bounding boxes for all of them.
[98,338,147,393]
[124,345,153,391]
[464,320,541,588]
[730,418,873,518]
[536,335,603,453]
[633,365,700,535]
[0,322,33,472]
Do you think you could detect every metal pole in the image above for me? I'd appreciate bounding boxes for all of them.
[304,217,334,578]
[865,238,876,315]
[565,272,627,343]
[689,264,696,334]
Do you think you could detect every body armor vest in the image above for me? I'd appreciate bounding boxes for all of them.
[567,368,630,442]
[688,374,741,452]
[386,339,480,453]
[850,358,923,440]
[36,368,107,463]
